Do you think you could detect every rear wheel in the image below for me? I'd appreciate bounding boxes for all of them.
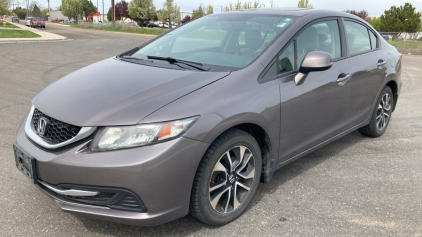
[190,129,262,226]
[359,86,393,137]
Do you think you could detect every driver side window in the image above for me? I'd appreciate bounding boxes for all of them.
[278,20,341,75]
[296,20,341,65]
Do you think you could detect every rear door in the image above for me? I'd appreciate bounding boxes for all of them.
[343,19,387,126]
[274,19,352,162]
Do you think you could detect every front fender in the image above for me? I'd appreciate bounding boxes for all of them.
[140,63,281,164]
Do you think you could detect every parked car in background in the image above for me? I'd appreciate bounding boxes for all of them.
[11,16,19,22]
[147,23,159,28]
[142,21,152,26]
[25,17,33,26]
[30,17,45,28]
[382,35,389,40]
[13,8,402,227]
[158,22,167,28]
[397,36,404,40]
[141,21,158,28]
[159,22,176,28]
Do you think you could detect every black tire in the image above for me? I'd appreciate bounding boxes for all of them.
[189,128,262,226]
[359,86,394,137]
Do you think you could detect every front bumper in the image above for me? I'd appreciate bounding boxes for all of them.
[15,121,209,226]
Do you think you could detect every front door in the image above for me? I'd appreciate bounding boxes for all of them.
[276,19,353,163]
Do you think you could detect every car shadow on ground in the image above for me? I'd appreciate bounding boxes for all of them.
[74,130,366,235]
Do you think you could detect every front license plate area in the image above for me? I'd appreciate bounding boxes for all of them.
[14,144,37,184]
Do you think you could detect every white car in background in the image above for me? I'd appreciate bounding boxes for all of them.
[25,17,33,26]
[158,22,177,28]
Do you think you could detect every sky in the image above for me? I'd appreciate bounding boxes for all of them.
[28,0,422,18]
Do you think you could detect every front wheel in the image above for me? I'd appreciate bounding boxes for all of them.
[359,86,394,137]
[190,128,262,226]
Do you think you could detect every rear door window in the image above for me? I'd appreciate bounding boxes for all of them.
[368,30,377,49]
[344,21,371,55]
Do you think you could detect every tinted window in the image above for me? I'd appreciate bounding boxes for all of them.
[278,42,295,73]
[344,21,371,55]
[296,20,341,66]
[369,30,377,49]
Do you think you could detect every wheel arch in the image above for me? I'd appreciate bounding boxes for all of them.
[232,123,274,184]
[199,122,275,184]
[385,80,398,112]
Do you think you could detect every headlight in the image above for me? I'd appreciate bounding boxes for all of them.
[89,116,199,152]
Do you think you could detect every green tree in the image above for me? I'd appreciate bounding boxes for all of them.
[368,17,382,31]
[380,2,421,36]
[61,0,82,22]
[158,0,178,26]
[0,0,9,15]
[401,3,421,33]
[297,0,313,8]
[128,0,155,27]
[81,0,97,21]
[12,7,27,19]
[173,3,180,23]
[223,1,261,11]
[41,8,50,18]
[32,4,41,17]
[192,4,205,19]
[107,7,121,21]
[206,4,213,15]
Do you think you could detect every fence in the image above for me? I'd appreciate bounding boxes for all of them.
[378,32,422,53]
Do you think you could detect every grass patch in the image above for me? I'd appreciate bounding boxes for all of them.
[0,20,20,28]
[388,40,422,50]
[0,29,41,38]
[70,24,167,35]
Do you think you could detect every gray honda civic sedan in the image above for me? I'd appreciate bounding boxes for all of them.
[14,8,401,226]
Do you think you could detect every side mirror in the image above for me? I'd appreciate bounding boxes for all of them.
[295,51,333,86]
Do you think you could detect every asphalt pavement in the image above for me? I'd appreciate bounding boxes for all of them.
[0,27,421,236]
[13,21,157,40]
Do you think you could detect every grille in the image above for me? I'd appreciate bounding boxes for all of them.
[32,109,82,144]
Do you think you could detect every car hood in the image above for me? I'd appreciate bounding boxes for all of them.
[32,58,230,126]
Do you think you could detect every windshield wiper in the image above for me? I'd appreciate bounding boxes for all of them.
[147,55,210,71]
[119,55,147,61]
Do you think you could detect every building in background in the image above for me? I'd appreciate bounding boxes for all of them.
[180,12,192,20]
[49,11,68,22]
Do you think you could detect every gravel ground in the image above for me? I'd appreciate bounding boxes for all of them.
[0,28,421,236]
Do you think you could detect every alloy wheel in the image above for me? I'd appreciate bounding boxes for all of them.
[209,146,255,213]
[377,93,392,131]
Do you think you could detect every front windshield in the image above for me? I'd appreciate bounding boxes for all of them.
[132,14,295,70]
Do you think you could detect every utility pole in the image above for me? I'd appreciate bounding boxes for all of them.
[48,0,50,21]
[26,0,29,17]
[111,0,115,25]
[102,0,104,22]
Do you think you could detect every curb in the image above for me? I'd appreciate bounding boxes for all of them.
[0,38,72,43]
[46,23,70,27]
[69,25,159,38]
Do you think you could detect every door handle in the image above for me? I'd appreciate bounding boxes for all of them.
[377,60,387,67]
[336,73,351,84]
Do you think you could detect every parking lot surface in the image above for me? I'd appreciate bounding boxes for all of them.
[12,21,158,40]
[0,29,421,236]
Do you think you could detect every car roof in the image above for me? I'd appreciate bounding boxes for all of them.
[217,7,346,17]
